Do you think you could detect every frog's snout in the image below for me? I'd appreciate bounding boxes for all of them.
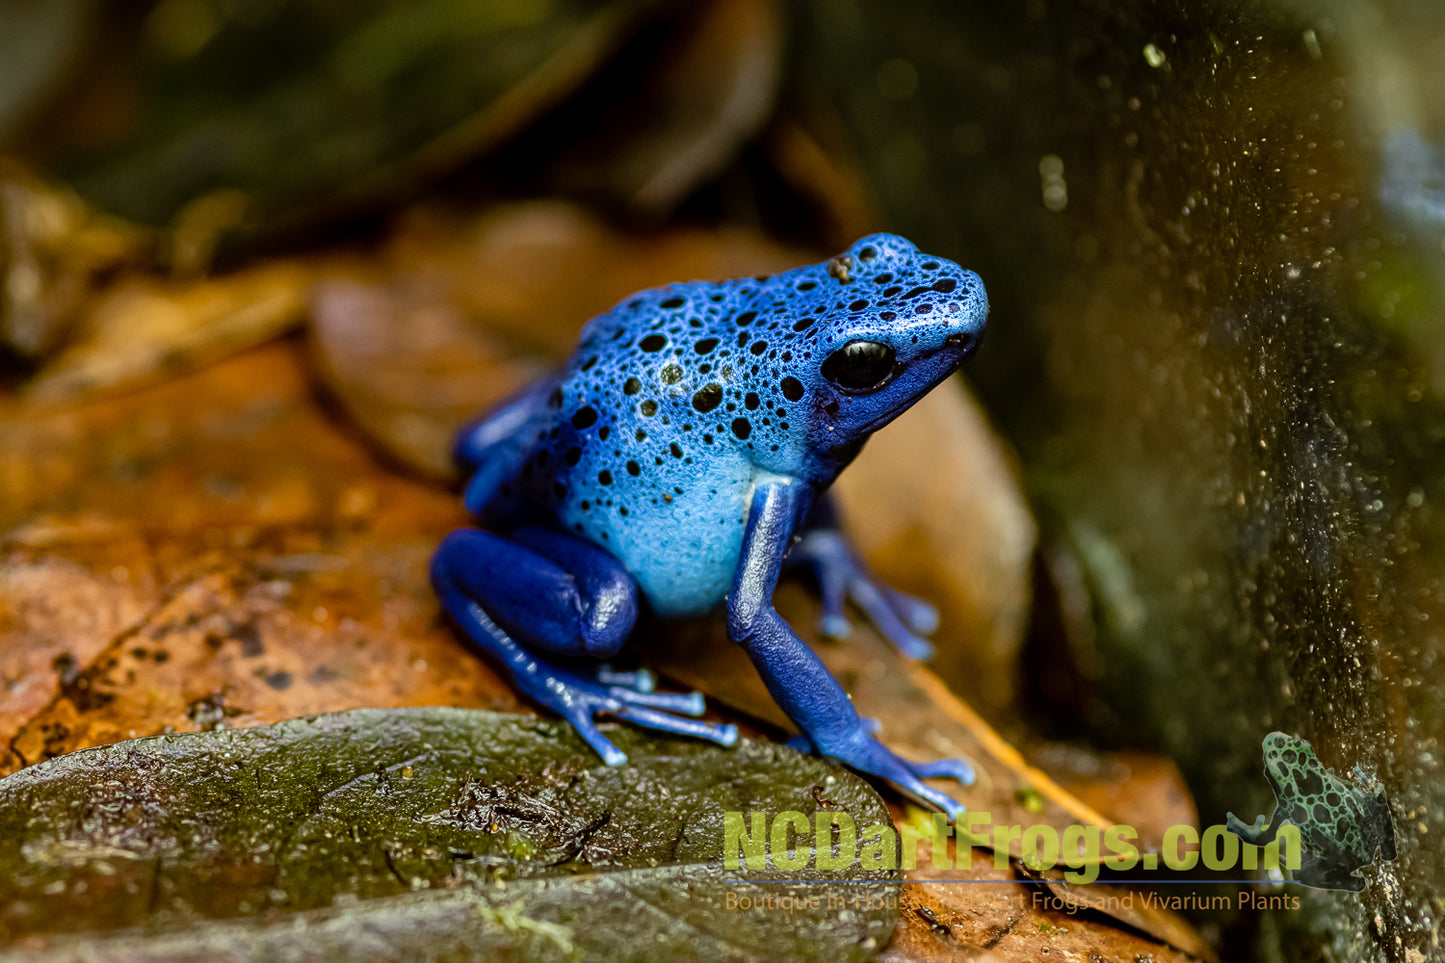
[943,324,984,358]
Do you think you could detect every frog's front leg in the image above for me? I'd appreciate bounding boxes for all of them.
[1226,807,1286,846]
[787,494,939,660]
[730,479,974,817]
[432,526,738,765]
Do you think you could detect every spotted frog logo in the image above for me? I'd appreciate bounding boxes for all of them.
[1227,732,1396,891]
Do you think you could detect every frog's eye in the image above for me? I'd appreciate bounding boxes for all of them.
[822,340,897,393]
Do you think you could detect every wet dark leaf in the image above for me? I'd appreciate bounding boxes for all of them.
[545,0,784,217]
[0,707,898,961]
[0,0,95,145]
[58,0,680,254]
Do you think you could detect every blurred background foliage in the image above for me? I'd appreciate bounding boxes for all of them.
[2,0,1443,960]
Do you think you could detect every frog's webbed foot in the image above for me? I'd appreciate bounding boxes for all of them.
[433,527,739,766]
[1294,851,1366,891]
[790,528,939,660]
[810,729,974,819]
[516,661,736,766]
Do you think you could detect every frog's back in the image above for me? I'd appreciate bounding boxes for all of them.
[487,277,775,615]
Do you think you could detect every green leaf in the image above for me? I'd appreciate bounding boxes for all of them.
[0,707,898,961]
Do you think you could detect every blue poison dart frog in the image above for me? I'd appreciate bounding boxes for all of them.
[1226,732,1396,891]
[432,234,987,816]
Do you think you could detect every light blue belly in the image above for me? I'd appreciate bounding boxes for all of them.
[611,485,752,616]
[552,438,758,616]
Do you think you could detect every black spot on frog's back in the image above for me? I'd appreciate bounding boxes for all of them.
[1295,767,1324,797]
[692,383,722,413]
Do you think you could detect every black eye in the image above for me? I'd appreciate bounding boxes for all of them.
[821,340,897,393]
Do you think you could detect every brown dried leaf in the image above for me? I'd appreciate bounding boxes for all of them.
[1015,862,1221,963]
[0,554,159,740]
[310,272,546,478]
[1034,745,1201,853]
[24,260,310,402]
[1,345,513,774]
[882,837,1210,962]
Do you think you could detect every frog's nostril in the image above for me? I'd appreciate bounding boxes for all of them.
[944,332,972,349]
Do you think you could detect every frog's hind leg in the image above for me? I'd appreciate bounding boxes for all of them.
[1293,849,1366,891]
[453,375,563,517]
[787,495,939,660]
[432,526,738,765]
[453,375,563,473]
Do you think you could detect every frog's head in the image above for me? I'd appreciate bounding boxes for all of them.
[1260,731,1313,793]
[788,234,988,479]
[576,233,986,484]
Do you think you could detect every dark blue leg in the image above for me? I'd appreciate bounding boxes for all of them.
[454,375,562,472]
[453,375,561,516]
[432,526,738,764]
[788,495,939,660]
[731,482,973,817]
[785,717,880,753]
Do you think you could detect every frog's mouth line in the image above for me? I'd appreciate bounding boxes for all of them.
[853,351,970,434]
[854,382,948,434]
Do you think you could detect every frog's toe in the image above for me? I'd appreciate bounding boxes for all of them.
[885,588,940,636]
[1225,811,1264,838]
[903,779,968,821]
[613,704,739,747]
[847,578,936,660]
[519,666,721,762]
[596,665,655,693]
[913,756,975,785]
[883,761,968,819]
[820,734,969,818]
[889,631,935,661]
[609,686,707,716]
[791,529,939,659]
[567,712,630,766]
